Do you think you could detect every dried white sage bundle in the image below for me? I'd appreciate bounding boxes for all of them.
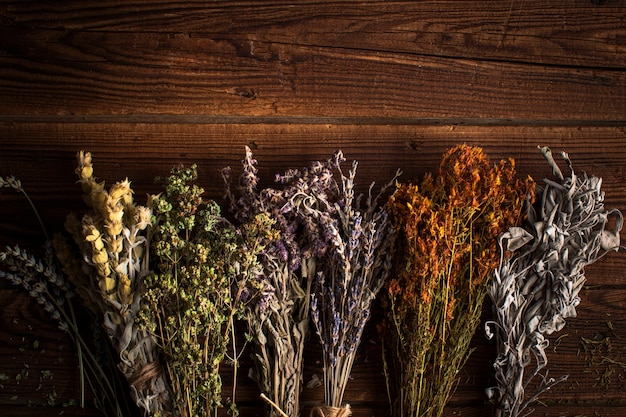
[485,147,623,417]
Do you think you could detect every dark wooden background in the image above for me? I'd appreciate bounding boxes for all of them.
[1,1,626,416]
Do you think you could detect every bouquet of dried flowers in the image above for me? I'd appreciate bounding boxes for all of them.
[485,147,623,417]
[56,151,172,416]
[222,146,336,417]
[137,164,262,417]
[0,176,130,416]
[303,153,399,417]
[382,144,534,417]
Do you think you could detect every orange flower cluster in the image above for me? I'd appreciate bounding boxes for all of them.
[387,145,533,309]
[383,144,534,417]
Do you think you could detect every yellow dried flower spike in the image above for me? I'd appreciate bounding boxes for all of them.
[84,225,105,251]
[108,235,123,254]
[118,273,132,305]
[87,181,107,210]
[61,151,169,414]
[76,151,94,181]
[98,276,117,297]
[108,179,132,202]
[92,248,108,266]
[105,205,124,223]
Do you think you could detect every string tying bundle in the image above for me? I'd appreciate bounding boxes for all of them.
[310,404,352,417]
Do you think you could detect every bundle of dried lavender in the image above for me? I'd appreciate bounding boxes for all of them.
[302,153,400,416]
[58,152,173,416]
[0,176,128,416]
[222,146,319,417]
[486,147,623,417]
[383,145,533,417]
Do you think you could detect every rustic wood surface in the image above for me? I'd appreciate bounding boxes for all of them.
[1,1,625,416]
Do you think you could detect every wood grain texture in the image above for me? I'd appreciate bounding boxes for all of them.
[0,285,86,407]
[1,1,626,416]
[2,1,625,68]
[1,1,625,119]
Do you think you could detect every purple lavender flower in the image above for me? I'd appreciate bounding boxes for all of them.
[287,153,400,410]
[223,146,348,417]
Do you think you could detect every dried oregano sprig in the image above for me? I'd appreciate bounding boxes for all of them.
[59,151,172,416]
[301,153,400,416]
[383,145,534,417]
[0,177,128,416]
[138,164,263,417]
[485,147,623,417]
[223,146,329,417]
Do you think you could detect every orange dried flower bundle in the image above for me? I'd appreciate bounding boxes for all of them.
[382,144,534,417]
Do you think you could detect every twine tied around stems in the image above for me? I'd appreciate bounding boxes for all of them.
[127,360,163,392]
[309,404,352,417]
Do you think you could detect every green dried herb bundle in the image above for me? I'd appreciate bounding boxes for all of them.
[58,152,172,416]
[383,145,533,417]
[139,164,261,417]
[486,147,623,417]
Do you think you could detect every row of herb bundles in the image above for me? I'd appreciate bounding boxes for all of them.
[1,145,621,417]
[0,146,540,417]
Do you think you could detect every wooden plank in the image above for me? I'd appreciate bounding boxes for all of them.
[2,1,625,68]
[2,122,626,194]
[0,285,87,407]
[0,17,625,119]
[2,123,626,282]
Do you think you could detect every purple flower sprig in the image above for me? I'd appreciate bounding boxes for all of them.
[223,147,399,416]
[298,152,400,412]
[223,146,342,417]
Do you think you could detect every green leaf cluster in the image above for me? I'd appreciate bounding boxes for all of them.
[139,164,248,417]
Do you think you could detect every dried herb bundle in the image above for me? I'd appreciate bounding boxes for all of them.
[383,145,533,417]
[59,152,172,416]
[0,176,129,416]
[222,146,317,417]
[305,153,399,415]
[139,164,260,417]
[485,147,623,417]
